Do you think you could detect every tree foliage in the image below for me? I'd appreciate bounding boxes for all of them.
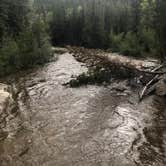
[0,0,166,77]
[0,0,51,76]
[46,0,166,57]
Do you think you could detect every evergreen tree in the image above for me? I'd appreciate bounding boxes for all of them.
[155,0,166,57]
[0,0,51,76]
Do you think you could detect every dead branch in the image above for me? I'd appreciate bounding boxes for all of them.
[139,65,164,101]
[139,74,160,101]
[139,64,164,74]
[140,70,165,75]
[151,64,163,72]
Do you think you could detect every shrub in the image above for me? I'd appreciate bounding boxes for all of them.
[17,19,51,69]
[109,31,124,52]
[109,31,142,56]
[119,32,142,56]
[0,19,52,76]
[0,38,19,76]
[140,28,157,53]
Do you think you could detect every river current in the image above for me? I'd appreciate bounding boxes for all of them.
[0,53,166,166]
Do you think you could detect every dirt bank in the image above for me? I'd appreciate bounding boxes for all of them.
[0,83,18,141]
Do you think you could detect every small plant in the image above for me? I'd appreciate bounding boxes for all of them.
[120,32,142,56]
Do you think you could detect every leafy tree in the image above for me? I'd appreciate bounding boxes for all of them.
[0,0,51,76]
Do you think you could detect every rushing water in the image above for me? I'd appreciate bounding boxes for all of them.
[0,53,166,166]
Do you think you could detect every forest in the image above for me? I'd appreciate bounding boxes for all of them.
[48,0,166,57]
[0,0,51,76]
[0,0,166,75]
[1,1,166,165]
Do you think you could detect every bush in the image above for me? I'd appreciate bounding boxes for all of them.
[119,32,142,56]
[0,38,19,76]
[17,30,51,68]
[140,28,157,53]
[0,19,52,76]
[110,31,142,56]
[109,31,124,52]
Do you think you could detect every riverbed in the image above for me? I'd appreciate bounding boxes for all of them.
[0,52,166,166]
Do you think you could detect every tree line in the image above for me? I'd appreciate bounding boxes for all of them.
[0,0,51,76]
[0,0,166,76]
[48,0,166,57]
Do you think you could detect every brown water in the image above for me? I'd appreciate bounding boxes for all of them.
[0,53,166,166]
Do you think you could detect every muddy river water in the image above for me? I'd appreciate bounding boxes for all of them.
[0,53,166,166]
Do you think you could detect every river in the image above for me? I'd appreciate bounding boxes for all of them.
[0,52,166,166]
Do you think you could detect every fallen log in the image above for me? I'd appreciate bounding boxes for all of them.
[151,64,163,72]
[139,64,164,101]
[68,46,165,99]
[68,46,162,75]
[139,74,160,101]
[140,70,165,75]
[97,53,161,74]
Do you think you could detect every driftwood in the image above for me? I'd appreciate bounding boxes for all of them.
[68,46,161,74]
[151,64,163,72]
[96,52,161,73]
[139,65,164,101]
[68,46,164,100]
[99,53,164,101]
[139,74,160,101]
[142,70,165,74]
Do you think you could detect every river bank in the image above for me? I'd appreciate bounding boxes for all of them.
[0,84,18,141]
[66,46,166,97]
